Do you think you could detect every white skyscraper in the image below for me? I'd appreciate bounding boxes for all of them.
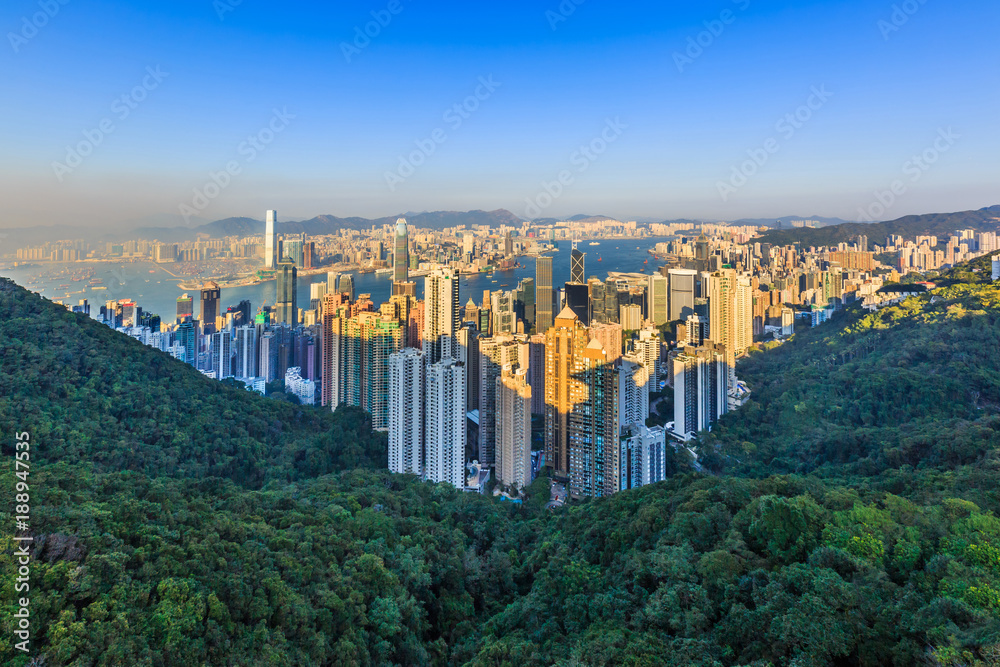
[620,425,668,490]
[388,349,425,476]
[647,274,669,326]
[671,343,729,441]
[265,210,278,269]
[632,328,662,394]
[618,354,650,432]
[424,270,460,364]
[425,359,467,489]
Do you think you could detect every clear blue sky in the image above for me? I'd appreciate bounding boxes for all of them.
[1,0,997,230]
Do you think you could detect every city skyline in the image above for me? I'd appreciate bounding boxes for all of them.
[1,1,998,230]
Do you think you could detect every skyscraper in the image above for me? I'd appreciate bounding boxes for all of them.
[544,307,590,480]
[564,282,589,325]
[647,274,668,326]
[388,348,424,476]
[708,268,752,384]
[425,359,467,489]
[234,325,257,379]
[496,366,532,491]
[341,312,404,430]
[571,247,585,284]
[490,290,516,336]
[668,269,698,322]
[339,274,355,302]
[671,342,729,441]
[200,282,221,335]
[176,293,194,323]
[393,218,409,288]
[618,354,650,430]
[568,339,619,500]
[276,261,298,326]
[633,327,662,394]
[535,256,554,334]
[517,277,535,331]
[424,270,459,364]
[210,330,233,380]
[265,210,278,269]
[478,334,529,466]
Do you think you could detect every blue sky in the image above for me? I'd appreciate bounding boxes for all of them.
[0,0,997,230]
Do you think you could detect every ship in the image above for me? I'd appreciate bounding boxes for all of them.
[589,242,600,246]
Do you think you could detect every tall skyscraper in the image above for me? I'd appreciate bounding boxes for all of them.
[571,247,585,284]
[568,339,619,500]
[339,274,355,302]
[528,334,546,415]
[490,290,516,336]
[210,330,233,380]
[388,348,424,476]
[708,268,752,384]
[200,282,221,335]
[589,322,623,364]
[265,210,278,269]
[671,342,729,441]
[496,366,532,491]
[544,307,590,480]
[535,256,554,334]
[340,312,404,429]
[620,425,668,491]
[478,334,529,466]
[276,261,298,326]
[668,269,698,322]
[393,218,409,287]
[175,319,197,366]
[504,231,514,256]
[234,325,257,379]
[424,270,460,364]
[618,354,650,431]
[647,274,668,326]
[633,327,662,394]
[425,359,467,489]
[564,282,590,325]
[176,293,194,323]
[457,324,480,412]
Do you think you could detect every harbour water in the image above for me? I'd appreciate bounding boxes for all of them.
[0,238,674,321]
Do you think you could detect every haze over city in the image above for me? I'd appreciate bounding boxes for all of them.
[1,0,998,231]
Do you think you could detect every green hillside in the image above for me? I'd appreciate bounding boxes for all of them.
[2,276,1000,666]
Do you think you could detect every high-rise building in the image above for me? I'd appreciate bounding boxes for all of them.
[504,231,514,256]
[176,293,194,323]
[671,342,729,441]
[340,312,405,430]
[276,261,298,326]
[647,274,669,326]
[564,282,590,325]
[571,247,586,284]
[528,333,546,415]
[588,322,623,364]
[496,365,532,491]
[544,307,591,479]
[618,354,650,431]
[604,278,620,324]
[708,268,752,383]
[535,256,554,334]
[339,274,355,302]
[588,278,606,324]
[200,282,221,335]
[568,339,619,500]
[424,270,459,364]
[175,319,197,366]
[490,290,516,336]
[234,325,257,379]
[388,348,424,476]
[669,269,698,322]
[620,425,668,491]
[633,327,662,394]
[425,359,467,489]
[478,334,529,466]
[517,277,535,331]
[210,330,233,380]
[620,303,642,331]
[457,324,480,412]
[265,210,278,269]
[393,218,409,287]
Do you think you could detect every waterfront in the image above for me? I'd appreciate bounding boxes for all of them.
[0,238,675,321]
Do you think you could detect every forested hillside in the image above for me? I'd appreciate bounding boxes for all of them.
[2,276,1000,666]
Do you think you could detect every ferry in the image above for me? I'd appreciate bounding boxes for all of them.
[589,242,600,246]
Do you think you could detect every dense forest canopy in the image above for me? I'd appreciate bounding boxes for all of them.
[1,272,1000,666]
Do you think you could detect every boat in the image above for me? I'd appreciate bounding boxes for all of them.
[589,242,600,246]
[148,270,156,273]
[597,257,602,262]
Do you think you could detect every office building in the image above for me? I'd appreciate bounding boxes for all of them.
[528,334,546,414]
[620,303,642,331]
[647,274,669,326]
[535,256,554,334]
[210,330,233,380]
[571,247,585,284]
[234,325,257,379]
[491,290,516,336]
[564,282,590,325]
[668,269,698,322]
[457,324,480,412]
[388,348,424,476]
[276,261,298,326]
[176,293,194,323]
[265,210,278,269]
[425,359,467,489]
[393,218,409,288]
[496,366,532,491]
[200,282,221,335]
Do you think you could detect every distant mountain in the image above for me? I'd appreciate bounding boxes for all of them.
[733,215,854,228]
[757,205,1000,249]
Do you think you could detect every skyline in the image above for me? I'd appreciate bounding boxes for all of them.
[1,0,998,230]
